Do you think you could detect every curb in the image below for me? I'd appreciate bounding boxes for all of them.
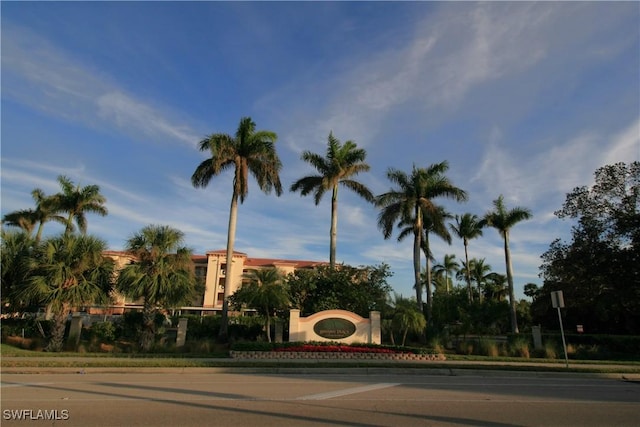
[2,364,638,380]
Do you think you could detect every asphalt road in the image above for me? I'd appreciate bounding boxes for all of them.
[2,371,639,426]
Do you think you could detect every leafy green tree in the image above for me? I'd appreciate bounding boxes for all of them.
[116,225,196,351]
[389,294,426,346]
[19,234,114,351]
[191,117,283,341]
[287,264,392,317]
[290,132,374,269]
[484,195,532,334]
[449,213,486,302]
[431,286,468,330]
[376,162,467,310]
[230,268,290,342]
[537,162,639,334]
[523,283,540,302]
[52,175,108,235]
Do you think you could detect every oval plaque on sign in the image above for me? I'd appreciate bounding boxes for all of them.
[313,318,356,339]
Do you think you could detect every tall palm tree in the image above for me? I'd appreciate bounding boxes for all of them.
[20,233,114,351]
[376,162,467,311]
[231,268,290,342]
[432,254,459,294]
[2,188,65,242]
[398,206,452,322]
[116,225,196,351]
[191,117,283,341]
[290,132,374,269]
[484,195,532,334]
[449,213,485,302]
[53,176,108,235]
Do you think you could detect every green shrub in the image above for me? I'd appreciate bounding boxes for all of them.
[90,322,117,343]
[0,317,52,340]
[543,341,558,359]
[457,341,475,355]
[174,315,220,341]
[477,338,501,357]
[228,316,264,342]
[509,337,530,358]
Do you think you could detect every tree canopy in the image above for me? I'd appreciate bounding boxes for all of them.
[536,162,640,334]
[286,263,393,317]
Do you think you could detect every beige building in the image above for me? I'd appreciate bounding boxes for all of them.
[103,249,325,314]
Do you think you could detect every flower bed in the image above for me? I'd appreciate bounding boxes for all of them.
[229,342,446,361]
[228,341,446,361]
[229,350,445,361]
[274,344,401,354]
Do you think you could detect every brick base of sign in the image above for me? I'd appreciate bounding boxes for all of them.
[229,351,446,361]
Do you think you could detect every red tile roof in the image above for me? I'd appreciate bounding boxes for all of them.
[244,257,326,268]
[103,249,325,268]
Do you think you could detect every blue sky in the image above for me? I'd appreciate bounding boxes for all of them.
[2,2,639,301]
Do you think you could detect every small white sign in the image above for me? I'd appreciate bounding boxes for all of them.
[551,290,565,308]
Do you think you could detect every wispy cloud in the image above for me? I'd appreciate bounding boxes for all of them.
[268,3,566,155]
[2,23,201,147]
[471,117,639,210]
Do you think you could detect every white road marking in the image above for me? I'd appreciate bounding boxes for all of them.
[0,382,53,388]
[297,383,400,400]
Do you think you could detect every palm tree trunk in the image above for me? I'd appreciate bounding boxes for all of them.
[503,231,519,334]
[140,300,156,351]
[65,212,74,235]
[219,191,239,342]
[401,328,408,347]
[329,185,338,269]
[413,231,423,310]
[424,234,433,324]
[45,303,70,352]
[265,308,272,343]
[445,270,449,294]
[464,240,472,302]
[35,222,45,244]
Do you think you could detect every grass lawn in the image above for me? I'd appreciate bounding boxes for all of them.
[2,343,639,373]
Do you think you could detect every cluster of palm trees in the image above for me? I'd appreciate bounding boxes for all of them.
[3,115,533,347]
[190,116,532,337]
[3,175,108,241]
[2,176,112,351]
[2,177,198,351]
[432,255,508,303]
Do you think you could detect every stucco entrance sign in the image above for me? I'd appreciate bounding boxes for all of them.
[289,309,380,344]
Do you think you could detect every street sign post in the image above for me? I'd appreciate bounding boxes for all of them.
[551,290,569,368]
